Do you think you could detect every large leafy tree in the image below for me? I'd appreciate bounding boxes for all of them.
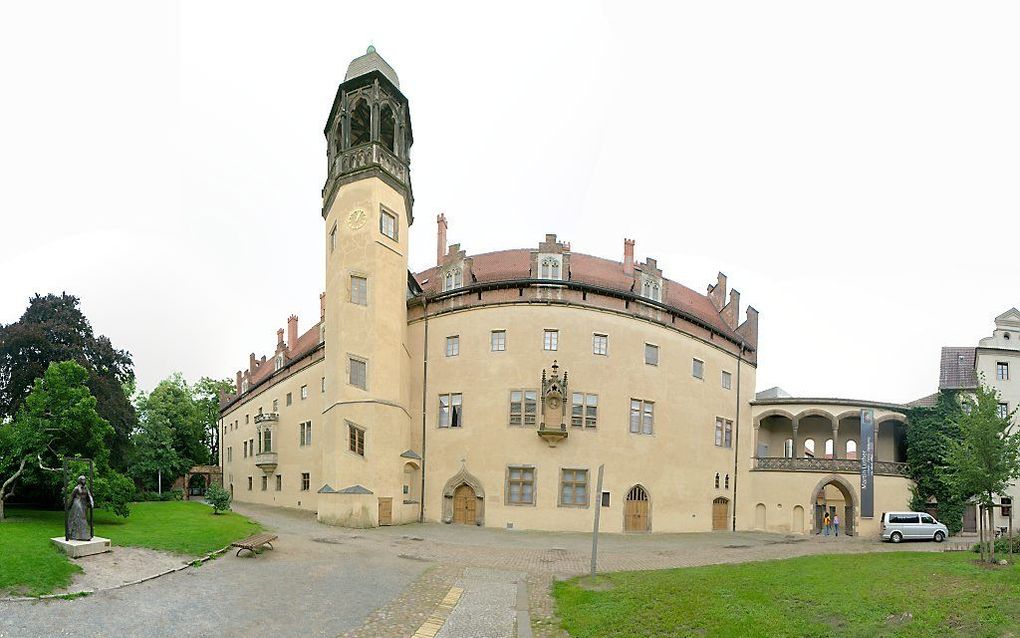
[193,377,233,463]
[945,383,1020,562]
[1,361,132,520]
[0,293,137,469]
[905,391,968,535]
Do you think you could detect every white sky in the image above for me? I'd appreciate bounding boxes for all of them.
[1,2,1017,404]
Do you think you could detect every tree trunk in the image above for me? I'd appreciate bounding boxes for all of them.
[990,493,996,564]
[979,505,986,562]
[0,497,5,522]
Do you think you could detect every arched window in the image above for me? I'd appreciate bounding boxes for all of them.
[540,258,561,280]
[724,474,730,489]
[804,438,815,458]
[350,99,371,147]
[714,473,720,489]
[783,438,794,458]
[379,103,396,152]
[642,279,661,302]
[444,268,463,291]
[263,428,272,453]
[845,439,858,460]
[824,438,834,459]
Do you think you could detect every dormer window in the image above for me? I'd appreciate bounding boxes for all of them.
[540,257,562,280]
[443,267,463,291]
[641,278,661,302]
[274,354,284,371]
[241,379,250,393]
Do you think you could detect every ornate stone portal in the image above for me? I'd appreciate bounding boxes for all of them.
[537,361,569,447]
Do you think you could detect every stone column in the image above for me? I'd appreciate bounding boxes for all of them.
[752,423,761,464]
[831,420,840,460]
[791,417,800,459]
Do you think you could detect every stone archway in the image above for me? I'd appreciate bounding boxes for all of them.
[441,466,485,526]
[809,474,856,536]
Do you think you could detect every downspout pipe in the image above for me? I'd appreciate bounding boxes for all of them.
[419,299,429,523]
[732,340,745,531]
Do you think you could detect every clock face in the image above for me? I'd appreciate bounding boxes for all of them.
[347,209,368,230]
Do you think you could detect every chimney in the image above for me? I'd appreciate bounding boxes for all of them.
[235,371,242,394]
[721,289,741,330]
[249,353,257,374]
[319,292,326,321]
[276,328,285,349]
[437,213,448,266]
[737,306,759,348]
[708,272,727,311]
[287,315,299,350]
[623,239,635,275]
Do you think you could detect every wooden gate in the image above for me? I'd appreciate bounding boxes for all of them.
[625,485,650,532]
[712,497,729,531]
[378,497,392,526]
[453,484,476,525]
[963,505,977,533]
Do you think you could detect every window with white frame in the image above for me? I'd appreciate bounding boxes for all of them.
[443,268,463,291]
[509,390,538,426]
[593,333,608,356]
[351,275,368,305]
[999,402,1010,419]
[506,466,535,505]
[349,358,367,389]
[446,335,460,357]
[539,257,562,280]
[274,354,284,371]
[300,385,308,400]
[348,422,365,456]
[380,209,398,240]
[560,469,589,507]
[692,358,705,379]
[641,278,661,302]
[714,417,733,448]
[544,329,558,351]
[645,343,659,366]
[299,421,312,446]
[491,330,506,352]
[439,393,463,428]
[998,362,1010,381]
[272,398,278,412]
[241,379,249,393]
[629,399,654,435]
[571,393,598,427]
[721,371,732,390]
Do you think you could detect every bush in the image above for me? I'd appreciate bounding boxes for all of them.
[205,484,231,514]
[135,489,184,502]
[972,535,1020,555]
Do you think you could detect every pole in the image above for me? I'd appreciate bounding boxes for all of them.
[1010,506,1014,563]
[158,469,162,496]
[979,504,985,562]
[590,464,605,578]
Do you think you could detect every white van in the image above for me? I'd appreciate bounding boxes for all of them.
[880,511,948,543]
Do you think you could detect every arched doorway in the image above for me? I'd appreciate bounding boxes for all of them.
[452,484,477,525]
[188,474,207,498]
[810,475,856,536]
[624,485,650,532]
[712,497,730,531]
[754,503,767,530]
[793,505,805,533]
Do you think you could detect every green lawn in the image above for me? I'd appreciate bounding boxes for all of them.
[0,501,260,596]
[554,552,1020,638]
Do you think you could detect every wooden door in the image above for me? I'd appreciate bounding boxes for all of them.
[625,485,650,532]
[378,497,393,526]
[712,497,729,531]
[453,484,476,525]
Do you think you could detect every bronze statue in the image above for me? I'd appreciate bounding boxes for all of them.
[66,475,94,541]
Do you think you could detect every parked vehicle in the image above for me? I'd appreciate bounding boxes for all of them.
[880,511,948,543]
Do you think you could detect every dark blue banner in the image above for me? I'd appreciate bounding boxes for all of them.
[860,408,875,518]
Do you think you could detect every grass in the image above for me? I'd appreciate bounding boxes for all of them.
[0,501,260,596]
[553,552,1020,637]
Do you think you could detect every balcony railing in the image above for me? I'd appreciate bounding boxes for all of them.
[254,412,278,424]
[752,456,910,477]
[255,452,278,473]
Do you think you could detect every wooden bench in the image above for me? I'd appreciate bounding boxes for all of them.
[231,533,278,557]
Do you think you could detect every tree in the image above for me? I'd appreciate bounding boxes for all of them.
[132,374,210,490]
[1,361,127,520]
[193,377,233,463]
[128,412,187,493]
[944,383,1020,563]
[0,293,137,469]
[906,391,968,535]
[205,483,231,514]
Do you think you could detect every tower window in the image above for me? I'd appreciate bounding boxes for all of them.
[379,103,396,152]
[692,359,705,379]
[439,393,463,428]
[446,335,460,357]
[350,99,371,147]
[348,422,365,457]
[349,357,367,390]
[593,334,608,356]
[544,329,559,351]
[380,208,398,241]
[645,343,659,366]
[998,362,1010,381]
[721,371,732,390]
[629,399,654,435]
[491,330,506,352]
[351,275,368,306]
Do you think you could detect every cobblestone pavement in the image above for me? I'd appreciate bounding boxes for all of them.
[0,502,946,638]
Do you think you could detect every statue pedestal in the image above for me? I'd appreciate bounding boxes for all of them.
[51,536,112,559]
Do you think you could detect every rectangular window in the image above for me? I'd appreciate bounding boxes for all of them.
[509,390,538,426]
[446,335,460,357]
[349,358,367,389]
[275,475,282,491]
[571,392,598,428]
[261,475,268,491]
[715,417,734,448]
[999,403,1010,419]
[721,371,732,390]
[439,393,463,428]
[330,223,337,253]
[272,398,279,412]
[301,385,308,400]
[644,343,659,366]
[243,441,248,458]
[300,421,312,446]
[348,422,365,456]
[351,275,368,306]
[1003,497,1013,517]
[544,329,559,351]
[248,476,253,491]
[491,330,506,352]
[998,362,1010,381]
[560,469,589,507]
[380,209,398,240]
[227,447,232,462]
[286,392,292,406]
[692,358,705,379]
[249,438,254,456]
[263,428,272,453]
[593,333,608,356]
[601,491,611,507]
[301,473,310,491]
[629,399,654,435]
[321,377,326,393]
[506,466,535,505]
[245,414,250,424]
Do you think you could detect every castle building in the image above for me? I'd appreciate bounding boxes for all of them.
[218,48,913,536]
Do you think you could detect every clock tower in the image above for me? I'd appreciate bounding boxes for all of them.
[318,47,415,526]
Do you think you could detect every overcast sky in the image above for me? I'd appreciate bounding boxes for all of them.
[1,2,1017,404]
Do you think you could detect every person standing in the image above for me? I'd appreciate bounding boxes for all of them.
[823,512,831,536]
[833,513,841,536]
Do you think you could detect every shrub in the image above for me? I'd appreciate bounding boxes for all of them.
[972,535,1020,555]
[135,488,184,502]
[205,484,231,514]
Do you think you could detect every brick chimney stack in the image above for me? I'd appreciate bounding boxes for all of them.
[437,213,448,266]
[235,371,242,394]
[276,328,285,349]
[287,315,298,350]
[249,353,257,374]
[623,239,635,275]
